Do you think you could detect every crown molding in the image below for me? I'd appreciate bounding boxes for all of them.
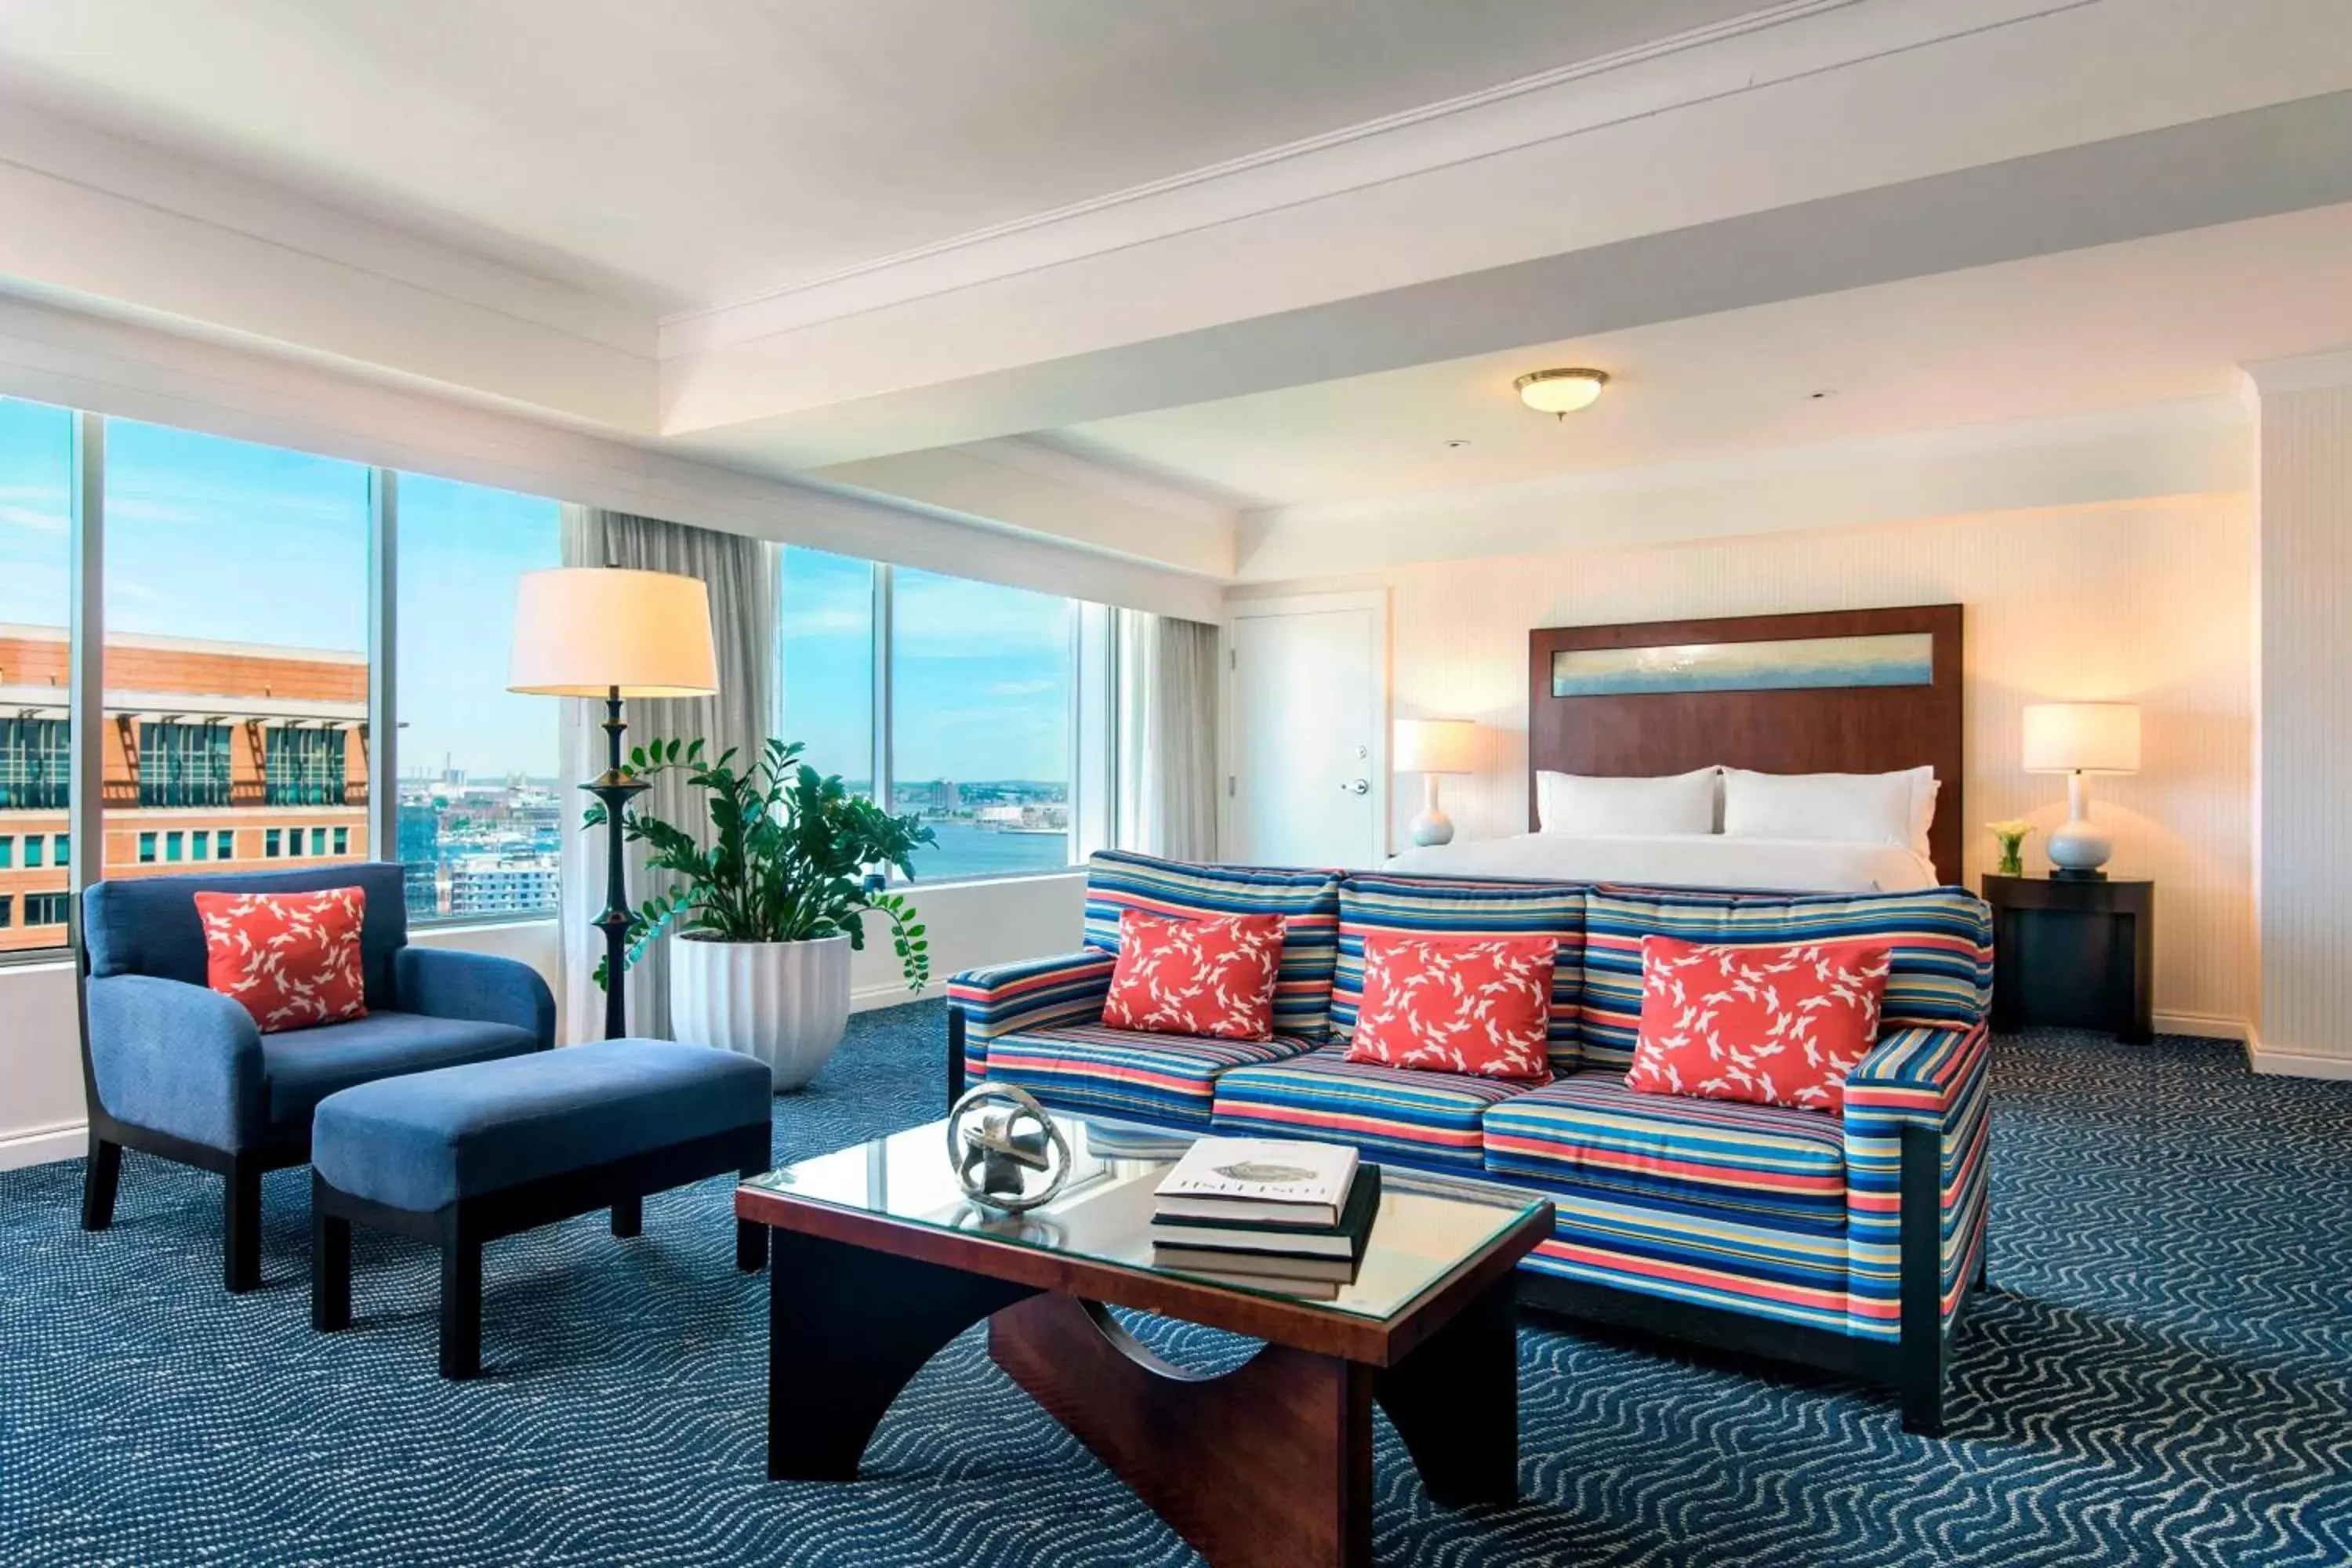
[659,0,2088,356]
[2241,345,2352,396]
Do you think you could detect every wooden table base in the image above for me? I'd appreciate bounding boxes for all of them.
[760,1229,1525,1568]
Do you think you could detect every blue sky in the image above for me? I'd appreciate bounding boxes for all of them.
[1,397,1075,785]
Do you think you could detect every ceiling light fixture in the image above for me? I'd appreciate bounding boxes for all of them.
[1515,368,1609,419]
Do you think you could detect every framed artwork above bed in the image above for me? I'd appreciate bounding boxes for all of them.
[1527,604,1965,884]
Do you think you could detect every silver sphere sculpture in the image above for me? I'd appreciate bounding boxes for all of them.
[946,1083,1073,1213]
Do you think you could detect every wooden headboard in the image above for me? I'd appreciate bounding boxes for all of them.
[1527,604,1965,884]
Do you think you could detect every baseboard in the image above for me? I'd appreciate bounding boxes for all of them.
[0,1120,86,1171]
[851,979,947,1014]
[2246,1033,2352,1080]
[2153,1011,2251,1043]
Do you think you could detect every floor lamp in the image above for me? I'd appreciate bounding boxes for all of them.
[509,566,718,1039]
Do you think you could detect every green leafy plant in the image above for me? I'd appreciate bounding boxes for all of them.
[1985,818,2034,878]
[585,737,936,991]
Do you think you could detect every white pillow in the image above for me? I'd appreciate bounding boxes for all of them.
[1537,768,1719,837]
[1722,768,1936,850]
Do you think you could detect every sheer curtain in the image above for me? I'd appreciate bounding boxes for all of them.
[557,506,777,1042]
[1116,611,1221,861]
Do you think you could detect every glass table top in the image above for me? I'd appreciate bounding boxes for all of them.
[741,1115,1548,1323]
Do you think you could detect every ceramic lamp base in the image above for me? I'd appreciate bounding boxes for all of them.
[2045,773,2114,878]
[1409,808,1454,848]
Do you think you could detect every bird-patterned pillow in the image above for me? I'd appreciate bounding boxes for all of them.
[1624,935,1890,1113]
[1102,909,1285,1042]
[1343,933,1557,1082]
[194,887,369,1034]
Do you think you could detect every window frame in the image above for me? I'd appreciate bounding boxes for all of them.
[0,396,1123,971]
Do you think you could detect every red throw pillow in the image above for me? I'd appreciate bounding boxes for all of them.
[1102,909,1284,1041]
[1625,935,1891,1112]
[194,887,370,1034]
[1344,933,1556,1083]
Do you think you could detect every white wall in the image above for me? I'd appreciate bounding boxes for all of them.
[1240,493,2258,1036]
[0,871,1089,1171]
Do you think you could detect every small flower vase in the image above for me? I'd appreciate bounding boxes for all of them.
[1987,821,2032,878]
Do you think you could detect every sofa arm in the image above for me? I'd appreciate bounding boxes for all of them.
[394,947,557,1049]
[1842,1022,1992,1342]
[947,949,1116,1063]
[85,974,266,1152]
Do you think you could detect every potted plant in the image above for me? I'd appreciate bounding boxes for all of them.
[589,737,935,1089]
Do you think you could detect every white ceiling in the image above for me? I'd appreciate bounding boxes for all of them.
[1048,201,2352,512]
[0,0,1763,311]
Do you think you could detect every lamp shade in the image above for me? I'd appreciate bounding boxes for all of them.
[508,567,719,698]
[2021,702,2140,775]
[1394,718,1476,775]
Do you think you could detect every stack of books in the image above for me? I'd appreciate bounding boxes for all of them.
[1149,1136,1379,1300]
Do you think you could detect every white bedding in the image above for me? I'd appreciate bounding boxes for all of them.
[1383,832,1940,893]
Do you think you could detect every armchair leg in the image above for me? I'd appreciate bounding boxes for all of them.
[312,1189,352,1333]
[439,1221,484,1381]
[223,1156,263,1294]
[81,1134,122,1232]
[610,1195,642,1238]
[946,1006,967,1109]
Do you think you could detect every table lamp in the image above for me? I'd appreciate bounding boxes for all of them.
[510,566,718,1038]
[2021,702,2140,880]
[1394,719,1476,848]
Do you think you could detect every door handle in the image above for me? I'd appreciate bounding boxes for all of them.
[1341,779,1370,795]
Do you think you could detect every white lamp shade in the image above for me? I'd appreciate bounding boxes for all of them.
[1394,718,1477,775]
[2021,702,2140,775]
[508,567,720,698]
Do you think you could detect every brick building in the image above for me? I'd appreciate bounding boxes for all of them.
[0,625,369,953]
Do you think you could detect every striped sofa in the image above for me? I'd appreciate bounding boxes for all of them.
[946,850,1994,1435]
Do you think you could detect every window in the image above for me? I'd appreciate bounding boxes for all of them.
[164,831,183,862]
[778,546,875,792]
[0,896,10,928]
[0,837,11,869]
[192,830,209,861]
[0,718,71,811]
[136,722,231,809]
[288,828,305,857]
[55,833,67,867]
[332,826,348,856]
[24,892,69,926]
[264,728,347,807]
[24,836,43,869]
[264,829,281,858]
[0,396,72,956]
[889,568,1075,880]
[215,829,233,861]
[394,474,562,923]
[104,420,369,884]
[311,827,327,856]
[138,833,156,864]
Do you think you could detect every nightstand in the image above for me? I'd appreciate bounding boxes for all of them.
[1980,874,2154,1044]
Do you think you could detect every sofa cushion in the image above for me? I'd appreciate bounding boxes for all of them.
[311,1037,772,1214]
[1345,932,1556,1082]
[1484,1070,1849,1230]
[197,886,371,1033]
[1101,910,1285,1042]
[1083,851,1341,1040]
[1581,886,1993,1069]
[264,1010,539,1132]
[983,1024,1315,1127]
[1625,936,1891,1113]
[1210,1047,1535,1171]
[1331,873,1585,1070]
[1523,1194,1852,1334]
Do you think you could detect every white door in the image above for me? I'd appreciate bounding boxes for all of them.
[1228,596,1385,868]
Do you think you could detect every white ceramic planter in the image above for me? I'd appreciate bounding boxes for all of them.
[668,933,851,1091]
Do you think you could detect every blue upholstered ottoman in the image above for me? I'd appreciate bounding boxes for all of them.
[308,1037,774,1377]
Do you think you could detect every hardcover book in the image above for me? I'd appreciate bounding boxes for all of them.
[1147,1165,1381,1260]
[1153,1136,1361,1227]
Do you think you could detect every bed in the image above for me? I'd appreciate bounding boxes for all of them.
[1390,604,1965,893]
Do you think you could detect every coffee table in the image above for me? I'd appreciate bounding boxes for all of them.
[735,1115,1552,1568]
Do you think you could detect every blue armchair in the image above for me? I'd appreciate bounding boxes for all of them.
[78,864,556,1291]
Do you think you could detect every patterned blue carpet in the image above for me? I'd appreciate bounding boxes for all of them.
[5,1004,2349,1566]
